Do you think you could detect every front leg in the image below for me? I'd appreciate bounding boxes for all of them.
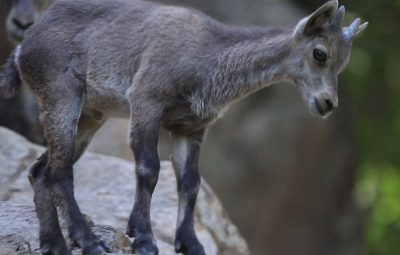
[126,101,163,255]
[171,130,206,255]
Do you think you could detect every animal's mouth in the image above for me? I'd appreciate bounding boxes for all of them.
[8,29,25,43]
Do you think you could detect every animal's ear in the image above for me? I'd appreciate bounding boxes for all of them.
[294,0,338,36]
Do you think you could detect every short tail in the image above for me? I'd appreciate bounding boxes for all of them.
[0,47,22,98]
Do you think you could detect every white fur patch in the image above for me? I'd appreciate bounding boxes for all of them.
[172,136,189,176]
[177,195,187,228]
[172,136,190,228]
[14,45,21,68]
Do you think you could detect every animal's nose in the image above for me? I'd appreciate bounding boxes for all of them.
[314,95,338,116]
[12,17,34,30]
[324,98,334,111]
[321,92,338,109]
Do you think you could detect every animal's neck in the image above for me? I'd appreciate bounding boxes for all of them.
[196,26,293,116]
[220,29,292,94]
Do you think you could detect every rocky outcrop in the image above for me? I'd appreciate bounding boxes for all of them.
[0,203,133,255]
[0,127,250,255]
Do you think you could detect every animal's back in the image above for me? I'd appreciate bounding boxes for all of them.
[17,0,160,115]
[18,0,156,78]
[17,0,227,119]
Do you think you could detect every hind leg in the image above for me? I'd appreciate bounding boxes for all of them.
[30,111,106,255]
[29,93,84,254]
[29,151,69,255]
[30,78,106,255]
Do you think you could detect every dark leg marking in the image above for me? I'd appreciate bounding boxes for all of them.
[171,131,206,255]
[126,102,163,255]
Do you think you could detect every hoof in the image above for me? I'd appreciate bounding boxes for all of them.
[82,244,107,255]
[126,218,137,238]
[81,239,111,255]
[126,227,135,238]
[41,242,71,255]
[69,230,111,255]
[175,239,205,255]
[131,236,159,255]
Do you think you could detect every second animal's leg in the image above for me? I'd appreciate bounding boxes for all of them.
[126,101,163,255]
[171,131,206,255]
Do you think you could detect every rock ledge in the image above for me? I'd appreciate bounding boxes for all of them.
[0,127,250,255]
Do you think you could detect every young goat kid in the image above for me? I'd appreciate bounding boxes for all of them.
[0,0,367,254]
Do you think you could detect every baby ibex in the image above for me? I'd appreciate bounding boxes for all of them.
[0,0,367,254]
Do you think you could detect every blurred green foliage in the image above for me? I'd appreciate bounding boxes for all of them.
[356,164,400,255]
[341,0,400,254]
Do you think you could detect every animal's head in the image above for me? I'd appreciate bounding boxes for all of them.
[6,0,53,44]
[287,0,367,118]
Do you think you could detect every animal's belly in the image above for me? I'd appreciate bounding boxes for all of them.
[161,105,222,135]
[85,86,130,118]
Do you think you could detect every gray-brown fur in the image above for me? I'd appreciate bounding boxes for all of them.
[0,0,367,254]
[0,0,55,145]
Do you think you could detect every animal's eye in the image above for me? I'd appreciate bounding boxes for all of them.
[313,49,327,62]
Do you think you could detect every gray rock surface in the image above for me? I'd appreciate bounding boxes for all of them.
[0,203,132,255]
[0,127,249,255]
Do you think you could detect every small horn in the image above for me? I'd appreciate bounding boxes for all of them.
[344,18,361,41]
[331,5,345,32]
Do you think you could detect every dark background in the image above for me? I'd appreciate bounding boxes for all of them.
[0,0,398,255]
